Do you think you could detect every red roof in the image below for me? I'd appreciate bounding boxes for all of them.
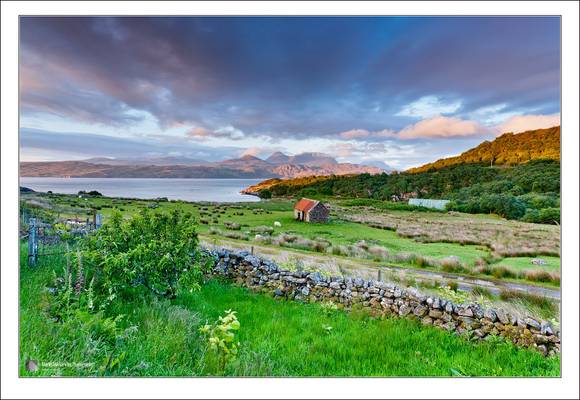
[294,198,318,213]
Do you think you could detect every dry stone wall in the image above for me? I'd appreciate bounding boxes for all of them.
[209,249,560,356]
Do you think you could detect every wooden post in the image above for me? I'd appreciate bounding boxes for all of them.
[250,246,254,255]
[378,269,382,282]
[28,218,37,267]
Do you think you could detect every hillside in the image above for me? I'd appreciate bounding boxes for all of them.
[245,160,560,222]
[408,126,560,173]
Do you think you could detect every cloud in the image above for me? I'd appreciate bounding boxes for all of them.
[398,116,490,139]
[20,128,243,161]
[187,125,245,140]
[240,147,264,157]
[496,113,560,134]
[19,17,559,141]
[396,96,462,118]
[339,129,370,139]
[338,128,397,140]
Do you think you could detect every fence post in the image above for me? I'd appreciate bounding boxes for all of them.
[28,218,37,267]
[378,269,382,282]
[95,213,103,229]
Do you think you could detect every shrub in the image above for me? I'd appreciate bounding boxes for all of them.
[320,301,339,315]
[490,266,517,280]
[258,189,272,199]
[519,270,560,284]
[199,309,241,373]
[368,246,389,261]
[48,251,95,321]
[438,285,469,303]
[250,226,274,235]
[223,221,241,230]
[440,257,465,273]
[81,210,210,304]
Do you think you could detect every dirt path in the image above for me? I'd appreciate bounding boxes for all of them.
[200,235,560,300]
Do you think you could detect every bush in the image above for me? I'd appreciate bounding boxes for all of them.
[81,210,211,304]
[78,190,103,197]
[223,221,241,230]
[490,266,517,279]
[519,270,560,284]
[258,189,272,199]
[250,226,274,235]
[199,309,241,373]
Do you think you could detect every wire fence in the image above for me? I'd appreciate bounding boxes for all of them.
[26,214,102,267]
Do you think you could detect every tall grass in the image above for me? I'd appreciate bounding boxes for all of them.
[20,245,559,377]
[498,289,558,320]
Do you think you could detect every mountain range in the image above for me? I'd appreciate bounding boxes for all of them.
[20,152,387,179]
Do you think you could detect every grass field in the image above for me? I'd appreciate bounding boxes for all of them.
[21,192,561,289]
[20,248,560,377]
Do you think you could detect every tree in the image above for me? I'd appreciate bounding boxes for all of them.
[258,189,272,199]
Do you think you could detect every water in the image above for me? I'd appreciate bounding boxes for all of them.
[20,177,263,203]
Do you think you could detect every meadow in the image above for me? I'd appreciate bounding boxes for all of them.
[21,192,561,289]
[20,246,559,377]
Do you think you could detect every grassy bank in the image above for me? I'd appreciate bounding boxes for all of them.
[20,248,559,377]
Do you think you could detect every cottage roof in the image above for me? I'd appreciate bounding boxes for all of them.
[294,198,319,213]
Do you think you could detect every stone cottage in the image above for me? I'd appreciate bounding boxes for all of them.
[293,198,329,223]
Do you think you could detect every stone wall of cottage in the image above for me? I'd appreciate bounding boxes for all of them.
[209,249,560,356]
[306,203,329,223]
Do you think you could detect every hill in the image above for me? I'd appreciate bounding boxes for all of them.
[245,160,560,222]
[408,126,560,173]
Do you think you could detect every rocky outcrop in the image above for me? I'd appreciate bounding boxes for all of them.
[208,249,560,356]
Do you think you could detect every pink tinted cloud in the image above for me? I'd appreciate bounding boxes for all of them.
[496,113,560,134]
[339,129,370,139]
[398,116,490,139]
[186,127,213,138]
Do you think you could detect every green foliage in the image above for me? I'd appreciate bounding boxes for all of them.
[437,285,471,304]
[81,209,209,303]
[320,301,339,315]
[499,289,557,319]
[199,309,241,373]
[521,207,560,225]
[258,189,272,199]
[48,251,95,321]
[409,126,560,172]
[20,256,560,377]
[257,159,560,223]
[78,190,103,197]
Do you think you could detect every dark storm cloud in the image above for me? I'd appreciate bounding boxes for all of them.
[20,16,560,140]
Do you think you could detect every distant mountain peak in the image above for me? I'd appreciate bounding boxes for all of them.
[239,154,262,161]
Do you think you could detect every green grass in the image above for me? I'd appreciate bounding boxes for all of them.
[491,256,560,272]
[20,248,560,377]
[21,193,561,288]
[34,193,489,265]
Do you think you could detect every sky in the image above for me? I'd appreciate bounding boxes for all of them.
[19,16,560,169]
